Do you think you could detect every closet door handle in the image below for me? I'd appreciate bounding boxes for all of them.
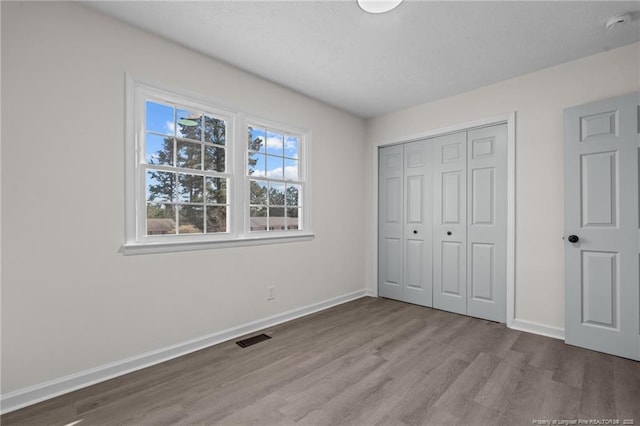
[413,230,418,234]
[447,231,452,236]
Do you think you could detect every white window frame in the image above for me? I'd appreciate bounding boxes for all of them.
[244,117,309,236]
[123,76,313,255]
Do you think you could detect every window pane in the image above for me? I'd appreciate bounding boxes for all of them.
[250,206,267,231]
[176,108,202,140]
[250,180,268,205]
[248,153,265,177]
[266,155,284,180]
[146,101,174,136]
[269,207,285,230]
[286,184,301,206]
[146,204,176,235]
[176,140,202,169]
[266,131,284,156]
[286,208,300,230]
[146,134,174,166]
[205,177,227,204]
[178,173,204,203]
[285,135,299,159]
[178,205,204,233]
[147,170,175,202]
[248,127,265,153]
[204,116,226,145]
[269,182,285,206]
[206,206,227,233]
[284,158,298,180]
[204,146,225,172]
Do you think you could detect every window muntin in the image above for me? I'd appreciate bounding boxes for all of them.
[248,125,303,232]
[143,99,230,236]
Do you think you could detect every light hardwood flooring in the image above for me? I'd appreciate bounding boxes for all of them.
[3,297,640,425]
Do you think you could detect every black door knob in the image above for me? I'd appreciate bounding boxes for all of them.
[413,230,418,234]
[568,235,579,243]
[447,231,452,236]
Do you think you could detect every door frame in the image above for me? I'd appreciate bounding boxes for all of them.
[371,112,516,327]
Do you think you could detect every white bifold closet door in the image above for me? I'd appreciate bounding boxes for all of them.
[378,140,433,307]
[379,124,507,323]
[466,125,507,322]
[379,144,404,302]
[432,132,468,315]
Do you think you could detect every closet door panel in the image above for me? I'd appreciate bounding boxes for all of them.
[404,140,433,306]
[467,124,507,322]
[378,145,404,301]
[433,132,467,315]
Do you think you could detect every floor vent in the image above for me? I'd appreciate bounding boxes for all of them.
[236,333,272,348]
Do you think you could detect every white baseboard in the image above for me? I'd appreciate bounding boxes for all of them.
[509,318,565,340]
[0,289,371,415]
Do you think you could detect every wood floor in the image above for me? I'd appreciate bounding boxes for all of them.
[3,297,640,425]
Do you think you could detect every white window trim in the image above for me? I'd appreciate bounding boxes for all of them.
[123,75,313,255]
[243,116,311,236]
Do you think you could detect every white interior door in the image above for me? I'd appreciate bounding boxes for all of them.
[466,125,507,322]
[403,140,433,306]
[433,132,468,315]
[564,92,640,361]
[379,144,404,301]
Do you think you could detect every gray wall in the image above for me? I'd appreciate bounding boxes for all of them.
[364,42,640,332]
[1,2,367,393]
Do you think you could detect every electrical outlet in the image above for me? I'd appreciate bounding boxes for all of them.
[267,285,276,301]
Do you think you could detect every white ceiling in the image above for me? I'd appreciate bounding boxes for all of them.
[85,1,640,118]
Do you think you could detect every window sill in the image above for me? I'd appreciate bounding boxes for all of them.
[121,233,315,255]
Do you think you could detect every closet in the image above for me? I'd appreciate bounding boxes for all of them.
[378,124,507,323]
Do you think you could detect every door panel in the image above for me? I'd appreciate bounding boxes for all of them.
[378,144,404,301]
[433,132,467,315]
[581,251,617,328]
[403,140,433,306]
[441,241,463,296]
[442,172,462,224]
[580,110,617,140]
[581,151,617,227]
[471,168,495,225]
[472,137,495,159]
[442,142,462,163]
[385,238,402,286]
[466,124,507,322]
[386,177,402,223]
[406,240,424,289]
[407,176,423,223]
[471,243,494,301]
[564,92,640,361]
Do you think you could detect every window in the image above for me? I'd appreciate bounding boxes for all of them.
[144,99,230,236]
[124,77,312,254]
[247,125,303,232]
